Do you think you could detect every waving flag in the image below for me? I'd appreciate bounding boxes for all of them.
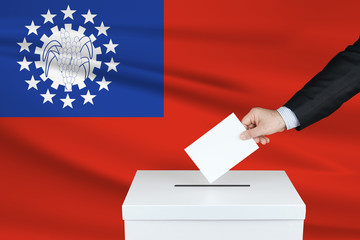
[0,1,360,240]
[1,1,163,116]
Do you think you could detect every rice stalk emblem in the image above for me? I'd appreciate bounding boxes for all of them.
[43,28,93,92]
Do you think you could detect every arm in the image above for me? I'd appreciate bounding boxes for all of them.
[285,37,360,130]
[240,37,360,143]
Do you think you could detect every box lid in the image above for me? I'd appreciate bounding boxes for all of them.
[122,170,306,220]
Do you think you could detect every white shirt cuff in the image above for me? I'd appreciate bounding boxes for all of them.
[277,106,300,130]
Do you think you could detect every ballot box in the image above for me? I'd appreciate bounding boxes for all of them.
[122,170,306,240]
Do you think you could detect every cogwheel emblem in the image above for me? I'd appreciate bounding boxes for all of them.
[35,24,102,92]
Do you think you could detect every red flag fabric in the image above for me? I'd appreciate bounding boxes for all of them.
[1,0,360,239]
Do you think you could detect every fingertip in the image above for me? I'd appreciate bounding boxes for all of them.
[259,136,267,145]
[240,133,247,140]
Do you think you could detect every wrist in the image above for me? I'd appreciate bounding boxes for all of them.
[273,110,286,132]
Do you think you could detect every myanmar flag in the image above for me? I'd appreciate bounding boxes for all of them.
[0,0,359,240]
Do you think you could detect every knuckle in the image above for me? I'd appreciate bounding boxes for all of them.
[250,107,259,113]
[251,107,263,115]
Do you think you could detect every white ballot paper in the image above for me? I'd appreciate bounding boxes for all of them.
[185,113,259,183]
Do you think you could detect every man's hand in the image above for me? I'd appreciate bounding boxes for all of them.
[240,107,286,145]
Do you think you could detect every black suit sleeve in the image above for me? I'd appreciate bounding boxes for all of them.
[284,37,360,130]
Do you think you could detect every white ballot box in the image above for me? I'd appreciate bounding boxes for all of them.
[122,170,306,240]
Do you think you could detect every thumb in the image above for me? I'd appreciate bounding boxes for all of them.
[240,127,263,140]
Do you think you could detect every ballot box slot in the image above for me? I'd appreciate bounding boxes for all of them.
[174,184,250,187]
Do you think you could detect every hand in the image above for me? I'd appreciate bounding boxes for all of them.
[240,107,286,145]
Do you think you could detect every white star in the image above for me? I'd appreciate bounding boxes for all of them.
[82,9,96,24]
[103,39,118,54]
[95,22,110,36]
[25,76,40,90]
[41,9,56,24]
[60,94,75,108]
[81,90,96,105]
[105,58,120,72]
[25,21,40,35]
[96,77,111,91]
[40,89,55,103]
[61,5,76,20]
[17,38,32,52]
[17,56,31,71]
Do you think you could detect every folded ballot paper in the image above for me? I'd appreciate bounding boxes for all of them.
[185,113,259,183]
